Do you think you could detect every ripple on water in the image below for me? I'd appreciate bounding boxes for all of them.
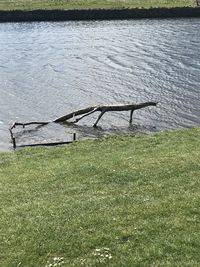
[0,18,200,150]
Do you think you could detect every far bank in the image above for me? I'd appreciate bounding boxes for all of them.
[0,7,200,23]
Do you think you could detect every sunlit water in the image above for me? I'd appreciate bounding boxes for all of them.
[0,19,200,151]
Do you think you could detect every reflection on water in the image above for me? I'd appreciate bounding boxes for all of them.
[0,19,200,150]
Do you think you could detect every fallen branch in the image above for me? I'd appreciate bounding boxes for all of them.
[54,102,157,127]
[10,121,49,130]
[10,102,157,130]
[9,101,157,149]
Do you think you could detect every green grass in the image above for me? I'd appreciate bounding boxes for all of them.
[0,128,200,266]
[0,0,196,11]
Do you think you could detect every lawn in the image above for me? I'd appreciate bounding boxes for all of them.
[0,0,196,11]
[0,128,200,266]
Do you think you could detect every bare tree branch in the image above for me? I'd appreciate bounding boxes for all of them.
[54,102,157,127]
[10,102,157,130]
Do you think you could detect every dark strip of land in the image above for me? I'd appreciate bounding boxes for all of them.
[0,7,200,23]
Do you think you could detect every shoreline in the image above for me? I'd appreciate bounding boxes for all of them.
[0,7,200,23]
[1,127,198,153]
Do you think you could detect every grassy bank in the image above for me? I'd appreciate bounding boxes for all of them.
[0,0,196,11]
[0,128,200,266]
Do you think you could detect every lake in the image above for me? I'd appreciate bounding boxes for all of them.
[0,18,200,151]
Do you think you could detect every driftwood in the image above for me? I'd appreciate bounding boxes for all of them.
[9,102,157,148]
[54,102,157,127]
[10,102,157,130]
[10,121,49,130]
[9,123,77,149]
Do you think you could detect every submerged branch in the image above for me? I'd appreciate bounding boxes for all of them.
[10,121,49,130]
[10,102,157,130]
[54,102,157,127]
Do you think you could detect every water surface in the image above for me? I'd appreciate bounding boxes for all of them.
[0,19,200,150]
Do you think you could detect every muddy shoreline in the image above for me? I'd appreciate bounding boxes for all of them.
[0,7,200,23]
